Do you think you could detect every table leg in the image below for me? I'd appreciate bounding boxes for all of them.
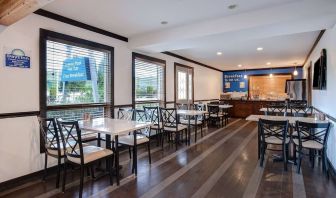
[133,130,138,175]
[106,134,111,171]
[258,125,260,159]
[115,135,120,185]
[188,116,191,145]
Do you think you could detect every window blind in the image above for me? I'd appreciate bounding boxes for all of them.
[134,57,165,107]
[45,39,112,120]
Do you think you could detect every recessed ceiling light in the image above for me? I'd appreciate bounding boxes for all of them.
[161,21,168,25]
[238,64,242,67]
[257,47,263,51]
[217,52,222,55]
[228,4,238,10]
[266,62,271,65]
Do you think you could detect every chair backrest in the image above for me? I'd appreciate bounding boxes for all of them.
[295,121,331,149]
[117,108,134,120]
[144,106,160,125]
[57,119,84,164]
[38,117,61,156]
[192,104,205,120]
[266,103,287,116]
[134,109,148,122]
[290,104,312,117]
[160,108,178,128]
[176,103,189,110]
[258,119,289,144]
[208,104,220,114]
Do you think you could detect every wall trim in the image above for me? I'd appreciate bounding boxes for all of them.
[162,51,223,72]
[34,9,128,42]
[0,111,40,119]
[224,66,303,73]
[302,30,326,67]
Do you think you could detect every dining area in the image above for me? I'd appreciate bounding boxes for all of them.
[1,0,336,198]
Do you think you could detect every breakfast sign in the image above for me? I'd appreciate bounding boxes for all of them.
[5,48,31,68]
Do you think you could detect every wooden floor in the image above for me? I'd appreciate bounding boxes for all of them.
[1,119,336,198]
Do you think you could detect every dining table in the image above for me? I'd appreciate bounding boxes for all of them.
[78,118,153,185]
[177,110,208,145]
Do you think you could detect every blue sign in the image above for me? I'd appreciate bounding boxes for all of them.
[61,57,91,82]
[5,49,30,68]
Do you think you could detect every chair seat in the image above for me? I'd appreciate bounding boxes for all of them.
[164,124,187,132]
[119,134,149,146]
[209,114,224,118]
[81,131,98,142]
[142,129,159,137]
[67,145,113,164]
[150,122,163,130]
[47,141,89,156]
[265,136,290,144]
[180,119,202,125]
[293,139,323,150]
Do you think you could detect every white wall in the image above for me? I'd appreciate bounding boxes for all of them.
[0,14,222,183]
[303,25,336,169]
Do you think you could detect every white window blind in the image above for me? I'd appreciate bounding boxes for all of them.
[46,39,112,120]
[134,57,165,107]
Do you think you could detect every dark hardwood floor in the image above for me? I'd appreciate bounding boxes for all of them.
[1,119,335,198]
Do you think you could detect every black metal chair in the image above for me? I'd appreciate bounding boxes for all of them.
[160,108,188,150]
[265,103,288,116]
[38,117,63,188]
[118,109,151,172]
[289,104,312,117]
[207,104,224,127]
[144,106,163,147]
[117,108,134,120]
[258,119,290,171]
[293,121,331,175]
[57,120,114,198]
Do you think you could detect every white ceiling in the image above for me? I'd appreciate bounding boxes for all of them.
[42,0,336,70]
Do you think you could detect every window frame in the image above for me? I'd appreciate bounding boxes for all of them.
[132,52,166,108]
[174,62,194,105]
[39,29,114,151]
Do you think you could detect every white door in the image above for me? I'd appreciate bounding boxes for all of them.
[176,65,193,105]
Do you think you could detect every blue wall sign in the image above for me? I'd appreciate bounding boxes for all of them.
[5,49,30,68]
[223,67,303,92]
[61,57,91,82]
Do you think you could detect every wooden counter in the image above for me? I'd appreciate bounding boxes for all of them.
[219,100,283,118]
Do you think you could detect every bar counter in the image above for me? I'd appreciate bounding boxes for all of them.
[219,99,284,118]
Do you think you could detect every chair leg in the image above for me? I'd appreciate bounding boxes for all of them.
[260,144,265,167]
[43,153,48,181]
[147,142,151,164]
[79,166,84,198]
[195,125,197,143]
[90,166,95,179]
[283,144,288,171]
[109,157,113,185]
[175,132,178,151]
[201,124,203,137]
[297,149,302,174]
[56,157,61,188]
[293,144,297,165]
[62,162,67,192]
[128,147,132,159]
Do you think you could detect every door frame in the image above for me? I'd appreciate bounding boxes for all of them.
[174,62,194,107]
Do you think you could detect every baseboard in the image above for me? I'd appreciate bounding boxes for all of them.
[0,165,58,192]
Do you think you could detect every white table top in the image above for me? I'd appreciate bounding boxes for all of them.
[259,108,309,113]
[78,118,152,136]
[246,114,329,124]
[208,104,233,109]
[177,110,208,116]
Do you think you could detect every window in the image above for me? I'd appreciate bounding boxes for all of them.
[40,29,114,121]
[175,63,194,104]
[133,53,166,109]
